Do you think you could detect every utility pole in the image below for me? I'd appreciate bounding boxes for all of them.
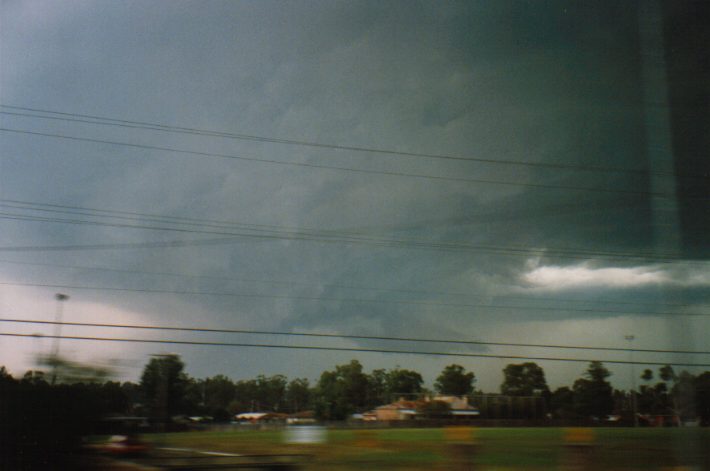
[50,293,69,385]
[625,335,638,427]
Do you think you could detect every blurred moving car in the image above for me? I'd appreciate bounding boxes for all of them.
[101,435,150,456]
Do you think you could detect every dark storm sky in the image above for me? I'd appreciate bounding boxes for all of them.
[1,0,708,390]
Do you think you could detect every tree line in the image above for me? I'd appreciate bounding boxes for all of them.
[2,356,710,424]
[4,355,710,467]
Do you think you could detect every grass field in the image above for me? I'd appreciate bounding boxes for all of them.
[143,426,710,470]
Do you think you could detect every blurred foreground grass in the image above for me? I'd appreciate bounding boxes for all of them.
[144,427,710,470]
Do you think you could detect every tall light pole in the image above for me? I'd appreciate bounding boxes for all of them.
[625,335,638,427]
[50,293,69,385]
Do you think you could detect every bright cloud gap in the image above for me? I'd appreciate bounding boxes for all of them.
[520,261,710,291]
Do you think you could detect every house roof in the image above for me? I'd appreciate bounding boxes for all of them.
[235,412,269,420]
[374,397,480,416]
[375,400,422,410]
[235,412,288,420]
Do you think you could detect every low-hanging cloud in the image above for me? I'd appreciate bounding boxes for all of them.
[2,0,708,389]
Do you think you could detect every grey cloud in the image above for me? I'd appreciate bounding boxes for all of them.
[1,0,707,388]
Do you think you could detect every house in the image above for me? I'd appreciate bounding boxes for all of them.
[434,395,480,419]
[370,396,480,421]
[374,399,420,421]
[286,410,316,425]
[234,412,288,423]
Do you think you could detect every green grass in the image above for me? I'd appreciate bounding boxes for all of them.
[144,427,710,470]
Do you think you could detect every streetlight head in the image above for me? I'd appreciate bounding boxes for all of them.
[55,293,69,301]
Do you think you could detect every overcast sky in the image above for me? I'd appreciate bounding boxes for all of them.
[1,0,708,392]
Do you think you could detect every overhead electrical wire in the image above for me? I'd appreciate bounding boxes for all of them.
[4,234,685,264]
[0,198,687,262]
[0,237,239,252]
[0,209,692,264]
[0,212,695,264]
[1,104,699,180]
[2,198,703,266]
[0,280,706,317]
[3,127,707,201]
[11,197,652,246]
[2,332,709,368]
[0,204,446,244]
[3,318,709,355]
[0,258,698,310]
[0,211,585,258]
[0,198,363,237]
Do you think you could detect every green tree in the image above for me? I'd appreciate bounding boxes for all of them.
[118,381,142,415]
[435,364,475,396]
[671,370,696,419]
[2,379,109,468]
[572,361,613,419]
[285,378,311,413]
[0,366,14,383]
[387,368,424,397]
[364,367,424,406]
[256,374,288,411]
[695,372,710,424]
[202,375,236,420]
[97,381,131,415]
[231,379,258,413]
[643,365,676,415]
[416,400,451,418]
[314,360,369,420]
[182,377,204,415]
[500,362,550,397]
[139,354,190,417]
[21,370,48,387]
[638,368,674,414]
[549,386,575,418]
[367,368,389,406]
[659,365,677,383]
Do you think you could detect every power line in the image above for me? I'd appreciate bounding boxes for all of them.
[1,198,688,262]
[3,234,678,263]
[4,190,672,236]
[0,198,350,237]
[0,212,481,254]
[0,258,698,310]
[0,210,692,264]
[3,332,709,367]
[1,281,707,317]
[0,203,445,247]
[0,196,657,232]
[1,104,697,180]
[4,127,705,201]
[3,318,709,355]
[0,237,241,253]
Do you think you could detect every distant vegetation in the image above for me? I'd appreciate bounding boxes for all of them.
[2,356,710,467]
